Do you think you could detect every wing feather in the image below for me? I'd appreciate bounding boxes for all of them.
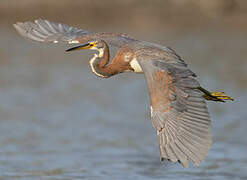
[13,19,136,47]
[139,58,212,168]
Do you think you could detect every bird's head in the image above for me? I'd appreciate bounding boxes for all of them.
[66,40,106,57]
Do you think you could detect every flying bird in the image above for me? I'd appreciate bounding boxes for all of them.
[13,19,233,168]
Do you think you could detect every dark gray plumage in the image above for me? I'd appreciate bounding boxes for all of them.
[138,59,211,167]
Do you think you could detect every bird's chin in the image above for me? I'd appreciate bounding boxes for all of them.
[93,53,99,58]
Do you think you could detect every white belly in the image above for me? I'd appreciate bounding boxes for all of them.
[130,58,143,73]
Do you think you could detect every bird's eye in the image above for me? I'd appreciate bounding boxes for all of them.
[89,43,96,47]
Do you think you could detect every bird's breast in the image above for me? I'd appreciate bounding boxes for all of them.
[130,57,143,73]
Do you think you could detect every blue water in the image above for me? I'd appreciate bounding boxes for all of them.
[0,30,246,179]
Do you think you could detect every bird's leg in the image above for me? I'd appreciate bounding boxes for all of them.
[198,87,234,102]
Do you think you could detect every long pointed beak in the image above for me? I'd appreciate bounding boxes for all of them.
[66,43,91,52]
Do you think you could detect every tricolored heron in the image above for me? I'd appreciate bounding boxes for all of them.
[13,19,233,168]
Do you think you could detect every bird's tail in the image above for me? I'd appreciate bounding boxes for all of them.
[198,87,234,102]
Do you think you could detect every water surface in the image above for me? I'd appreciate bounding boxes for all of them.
[0,28,246,180]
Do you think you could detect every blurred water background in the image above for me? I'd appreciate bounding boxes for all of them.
[0,0,246,179]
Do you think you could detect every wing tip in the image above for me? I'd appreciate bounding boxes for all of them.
[13,22,27,38]
[160,157,190,168]
[13,21,45,42]
[159,136,211,168]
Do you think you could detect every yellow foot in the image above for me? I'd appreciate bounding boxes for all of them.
[198,87,234,102]
[205,92,234,102]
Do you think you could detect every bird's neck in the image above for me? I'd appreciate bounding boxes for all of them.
[89,46,113,78]
[89,45,135,78]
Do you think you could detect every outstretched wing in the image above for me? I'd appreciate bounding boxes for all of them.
[13,19,136,47]
[138,58,212,168]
